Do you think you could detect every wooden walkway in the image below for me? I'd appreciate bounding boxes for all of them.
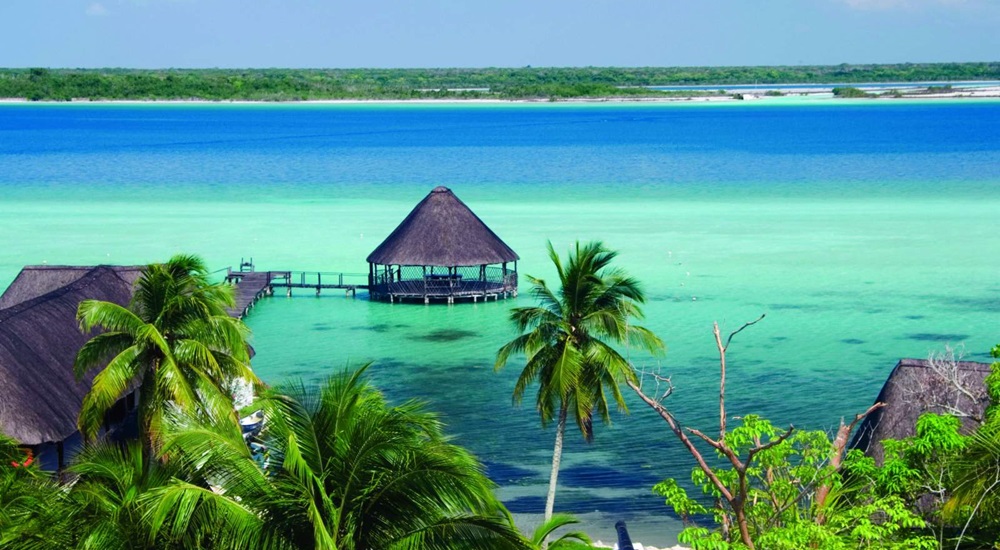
[227,271,279,319]
[225,268,369,319]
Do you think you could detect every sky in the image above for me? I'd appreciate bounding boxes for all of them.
[2,0,998,68]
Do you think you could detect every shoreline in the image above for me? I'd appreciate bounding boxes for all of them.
[2,86,1000,106]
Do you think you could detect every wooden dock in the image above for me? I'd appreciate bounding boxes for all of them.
[225,267,369,319]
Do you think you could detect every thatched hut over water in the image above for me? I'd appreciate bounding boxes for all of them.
[849,357,992,464]
[366,186,519,303]
[0,265,141,470]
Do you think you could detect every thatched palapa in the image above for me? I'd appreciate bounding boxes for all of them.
[0,265,141,469]
[849,357,992,464]
[367,186,519,303]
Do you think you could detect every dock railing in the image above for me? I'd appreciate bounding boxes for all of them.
[268,271,369,289]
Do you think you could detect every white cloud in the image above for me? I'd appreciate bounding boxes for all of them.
[85,2,109,16]
[840,0,966,10]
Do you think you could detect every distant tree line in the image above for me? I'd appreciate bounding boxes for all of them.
[0,63,997,101]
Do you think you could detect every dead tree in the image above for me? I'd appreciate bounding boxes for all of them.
[629,316,882,548]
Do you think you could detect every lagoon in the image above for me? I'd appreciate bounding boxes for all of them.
[1,100,998,544]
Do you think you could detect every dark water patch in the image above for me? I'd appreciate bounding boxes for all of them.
[408,328,479,343]
[503,496,546,514]
[950,296,1000,313]
[312,325,335,332]
[918,294,1000,314]
[906,333,969,342]
[504,493,665,516]
[841,338,866,345]
[560,464,661,490]
[352,322,411,333]
[863,350,886,357]
[903,314,926,320]
[771,336,789,342]
[483,461,538,484]
[864,308,887,315]
[768,303,824,312]
[734,359,764,367]
[740,369,793,387]
[562,491,665,515]
[286,369,317,378]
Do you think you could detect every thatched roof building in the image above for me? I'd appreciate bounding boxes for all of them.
[366,187,519,303]
[0,265,140,468]
[850,357,992,464]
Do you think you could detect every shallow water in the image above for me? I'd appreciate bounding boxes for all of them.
[1,100,998,544]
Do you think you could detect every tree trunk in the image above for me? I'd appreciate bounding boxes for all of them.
[545,405,568,522]
[734,503,755,550]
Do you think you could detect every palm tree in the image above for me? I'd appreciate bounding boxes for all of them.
[149,365,531,550]
[0,433,74,549]
[64,440,189,549]
[495,241,664,521]
[74,254,258,445]
[528,514,592,549]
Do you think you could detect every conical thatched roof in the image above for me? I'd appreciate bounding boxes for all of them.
[367,187,519,267]
[850,358,992,464]
[0,266,137,445]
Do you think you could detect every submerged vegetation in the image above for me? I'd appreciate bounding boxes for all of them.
[1,62,998,101]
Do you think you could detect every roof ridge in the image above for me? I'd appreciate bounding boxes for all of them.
[0,265,126,323]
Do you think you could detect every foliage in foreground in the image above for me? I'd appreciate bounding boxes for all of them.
[657,419,936,550]
[74,254,258,446]
[644,340,1000,550]
[0,367,532,549]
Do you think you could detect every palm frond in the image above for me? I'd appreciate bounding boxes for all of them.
[76,299,144,335]
[530,512,592,548]
[77,345,143,440]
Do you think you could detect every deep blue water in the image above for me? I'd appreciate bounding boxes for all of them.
[2,101,999,200]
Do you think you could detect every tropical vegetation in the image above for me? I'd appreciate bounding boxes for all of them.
[1,368,539,549]
[495,241,664,521]
[2,62,998,101]
[154,365,530,550]
[639,329,1000,549]
[74,253,258,447]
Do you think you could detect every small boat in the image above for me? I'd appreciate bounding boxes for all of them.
[240,409,264,436]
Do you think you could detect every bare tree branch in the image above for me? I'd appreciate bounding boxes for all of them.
[723,313,767,351]
[627,379,736,504]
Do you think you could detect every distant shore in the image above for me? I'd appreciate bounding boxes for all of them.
[2,86,1000,106]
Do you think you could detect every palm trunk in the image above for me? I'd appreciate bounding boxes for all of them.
[545,405,568,522]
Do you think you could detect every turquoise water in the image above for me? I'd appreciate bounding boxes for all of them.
[1,101,998,544]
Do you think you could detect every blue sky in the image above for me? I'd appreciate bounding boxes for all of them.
[2,0,998,68]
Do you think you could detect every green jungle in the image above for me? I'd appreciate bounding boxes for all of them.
[3,247,1000,549]
[1,62,998,101]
